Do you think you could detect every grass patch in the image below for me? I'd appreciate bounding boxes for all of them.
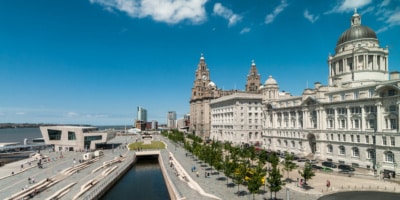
[128,141,165,150]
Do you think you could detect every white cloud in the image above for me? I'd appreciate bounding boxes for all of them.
[386,9,400,26]
[325,0,372,14]
[66,112,79,117]
[380,0,391,7]
[304,9,319,23]
[213,3,242,26]
[90,0,208,24]
[264,0,289,24]
[240,27,251,34]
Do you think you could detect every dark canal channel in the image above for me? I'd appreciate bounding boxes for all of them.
[100,155,170,200]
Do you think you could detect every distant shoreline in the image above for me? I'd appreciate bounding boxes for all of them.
[0,123,92,129]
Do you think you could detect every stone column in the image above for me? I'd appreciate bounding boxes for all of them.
[376,102,383,132]
[347,106,351,130]
[361,105,366,131]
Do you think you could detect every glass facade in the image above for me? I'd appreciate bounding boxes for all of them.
[48,129,62,140]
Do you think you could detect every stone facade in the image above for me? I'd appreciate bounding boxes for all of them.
[209,93,263,146]
[261,10,399,175]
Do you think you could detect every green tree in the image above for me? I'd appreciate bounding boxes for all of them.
[266,164,284,200]
[247,163,267,200]
[233,160,249,195]
[283,153,298,181]
[222,155,237,187]
[298,163,315,185]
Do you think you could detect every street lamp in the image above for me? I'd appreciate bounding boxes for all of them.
[372,113,377,175]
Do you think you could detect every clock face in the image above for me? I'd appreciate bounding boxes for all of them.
[202,75,207,80]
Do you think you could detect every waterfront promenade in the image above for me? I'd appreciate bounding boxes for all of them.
[0,134,399,200]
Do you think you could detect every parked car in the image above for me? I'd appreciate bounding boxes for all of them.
[311,164,323,170]
[338,164,355,171]
[322,161,337,168]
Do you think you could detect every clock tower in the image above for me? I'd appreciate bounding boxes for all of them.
[245,60,261,93]
[190,54,217,139]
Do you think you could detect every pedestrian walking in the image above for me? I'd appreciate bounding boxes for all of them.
[326,180,330,188]
[196,171,199,177]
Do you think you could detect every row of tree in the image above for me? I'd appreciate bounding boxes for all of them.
[162,130,315,199]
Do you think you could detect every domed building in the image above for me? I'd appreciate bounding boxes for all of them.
[328,9,389,88]
[260,10,399,177]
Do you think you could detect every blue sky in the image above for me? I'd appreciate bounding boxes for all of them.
[0,0,399,126]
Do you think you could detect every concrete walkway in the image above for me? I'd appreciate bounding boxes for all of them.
[158,134,400,200]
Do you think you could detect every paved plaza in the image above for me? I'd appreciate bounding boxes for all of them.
[158,134,400,200]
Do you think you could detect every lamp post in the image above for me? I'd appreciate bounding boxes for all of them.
[372,113,377,175]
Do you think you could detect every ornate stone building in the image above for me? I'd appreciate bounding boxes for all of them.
[261,10,398,175]
[190,56,262,139]
[189,54,235,138]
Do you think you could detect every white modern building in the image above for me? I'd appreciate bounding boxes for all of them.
[137,106,147,122]
[210,93,263,147]
[40,126,115,151]
[167,111,177,129]
[260,10,399,176]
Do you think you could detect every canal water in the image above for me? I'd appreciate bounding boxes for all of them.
[100,156,170,200]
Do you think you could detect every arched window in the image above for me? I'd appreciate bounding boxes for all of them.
[327,144,333,153]
[352,147,359,157]
[339,146,346,155]
[384,151,394,163]
[284,140,288,147]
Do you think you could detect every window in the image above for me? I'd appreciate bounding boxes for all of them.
[351,135,354,142]
[383,136,387,145]
[327,145,333,153]
[343,134,346,142]
[384,151,394,163]
[352,147,359,157]
[68,131,76,140]
[390,118,397,129]
[48,129,62,140]
[353,119,360,129]
[338,108,347,115]
[331,134,334,141]
[328,119,333,128]
[390,137,395,146]
[372,135,376,144]
[388,89,396,96]
[350,107,361,114]
[339,146,345,155]
[354,91,359,100]
[368,119,375,129]
[356,135,360,143]
[367,149,375,160]
[341,93,345,101]
[291,141,295,148]
[368,89,374,98]
[329,95,333,102]
[338,134,341,141]
[340,119,346,129]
